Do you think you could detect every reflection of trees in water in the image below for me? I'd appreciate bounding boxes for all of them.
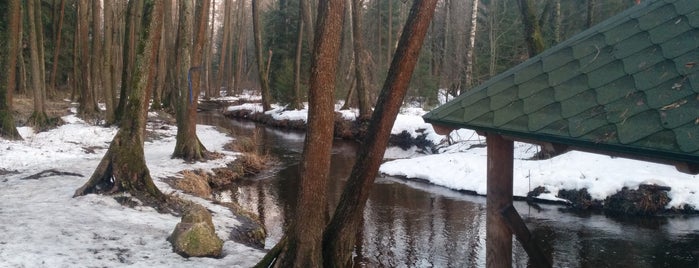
[360,183,487,267]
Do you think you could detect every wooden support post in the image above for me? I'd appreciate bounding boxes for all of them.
[486,133,514,267]
[501,205,553,268]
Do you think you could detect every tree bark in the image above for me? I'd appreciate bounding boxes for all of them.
[517,0,546,57]
[289,2,305,110]
[49,0,66,94]
[77,0,99,119]
[173,0,210,162]
[233,0,249,95]
[75,0,164,204]
[1,0,22,140]
[256,0,346,267]
[352,0,373,120]
[103,0,117,124]
[116,0,145,122]
[586,0,596,28]
[464,0,479,91]
[301,0,315,48]
[27,0,50,128]
[217,0,232,94]
[253,0,273,111]
[91,0,104,116]
[322,0,438,266]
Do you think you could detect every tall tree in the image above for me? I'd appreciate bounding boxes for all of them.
[173,0,211,161]
[27,0,50,128]
[464,0,479,90]
[1,0,22,140]
[300,0,315,48]
[517,0,545,57]
[255,0,346,266]
[103,0,117,124]
[91,0,104,116]
[74,0,164,202]
[232,0,249,94]
[322,0,438,266]
[217,0,233,95]
[76,0,99,119]
[252,0,273,111]
[49,0,66,94]
[289,0,306,110]
[115,0,145,122]
[351,0,373,120]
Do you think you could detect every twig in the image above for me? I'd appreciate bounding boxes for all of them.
[20,169,84,180]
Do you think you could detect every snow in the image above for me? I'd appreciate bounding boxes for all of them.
[0,114,265,267]
[381,124,699,209]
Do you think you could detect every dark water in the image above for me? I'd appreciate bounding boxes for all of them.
[200,113,699,267]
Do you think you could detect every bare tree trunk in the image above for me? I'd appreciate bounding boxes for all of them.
[49,0,66,94]
[289,1,305,110]
[152,14,167,110]
[253,0,273,111]
[255,0,346,267]
[233,0,248,94]
[217,0,232,94]
[387,0,393,69]
[301,0,315,48]
[1,0,22,140]
[76,0,99,120]
[162,0,178,110]
[74,0,164,203]
[27,0,49,127]
[488,0,498,76]
[322,0,438,266]
[352,0,373,120]
[586,0,596,28]
[116,0,145,122]
[552,0,561,44]
[517,0,545,57]
[103,0,117,124]
[464,0,479,91]
[173,0,210,162]
[92,0,103,113]
[203,0,216,98]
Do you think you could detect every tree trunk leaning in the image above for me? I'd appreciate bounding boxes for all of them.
[322,0,439,266]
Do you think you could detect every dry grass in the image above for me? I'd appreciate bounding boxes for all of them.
[174,170,212,198]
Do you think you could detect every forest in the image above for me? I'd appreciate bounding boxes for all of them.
[2,0,671,267]
[0,0,636,133]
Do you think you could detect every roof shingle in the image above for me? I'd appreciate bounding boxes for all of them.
[424,0,699,166]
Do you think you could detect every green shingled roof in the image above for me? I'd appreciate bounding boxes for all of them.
[424,0,699,166]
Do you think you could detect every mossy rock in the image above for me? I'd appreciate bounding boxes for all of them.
[169,205,223,258]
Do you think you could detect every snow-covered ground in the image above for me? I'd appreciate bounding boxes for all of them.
[0,113,264,267]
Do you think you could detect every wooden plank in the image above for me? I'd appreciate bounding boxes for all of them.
[486,133,514,268]
[501,204,553,268]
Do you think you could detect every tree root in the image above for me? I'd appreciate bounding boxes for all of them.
[254,237,287,268]
[20,169,84,180]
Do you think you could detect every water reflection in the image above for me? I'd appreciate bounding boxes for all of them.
[199,113,699,267]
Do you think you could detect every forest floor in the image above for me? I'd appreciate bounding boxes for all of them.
[0,93,265,267]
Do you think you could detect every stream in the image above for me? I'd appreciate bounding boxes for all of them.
[200,112,699,267]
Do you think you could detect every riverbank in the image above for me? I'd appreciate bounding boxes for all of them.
[0,99,265,267]
[211,93,699,215]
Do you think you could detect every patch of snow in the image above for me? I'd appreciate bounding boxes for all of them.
[0,114,264,267]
